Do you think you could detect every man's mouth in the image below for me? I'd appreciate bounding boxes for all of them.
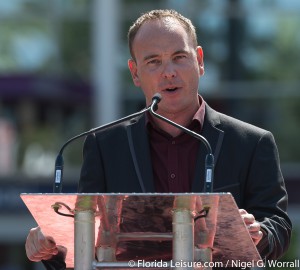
[165,87,179,92]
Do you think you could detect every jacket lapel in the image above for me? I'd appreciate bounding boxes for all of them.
[192,104,224,192]
[126,114,155,192]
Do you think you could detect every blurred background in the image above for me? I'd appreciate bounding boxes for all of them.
[0,0,299,269]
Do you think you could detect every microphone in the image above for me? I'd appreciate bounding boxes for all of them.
[53,95,161,193]
[149,93,214,193]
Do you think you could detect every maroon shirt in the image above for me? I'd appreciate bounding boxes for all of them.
[146,96,206,192]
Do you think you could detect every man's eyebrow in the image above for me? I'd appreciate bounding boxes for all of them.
[143,54,159,61]
[173,49,189,55]
[143,50,189,62]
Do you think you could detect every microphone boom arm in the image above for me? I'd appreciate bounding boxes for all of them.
[53,106,151,193]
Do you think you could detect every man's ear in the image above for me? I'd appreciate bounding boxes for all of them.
[196,46,205,76]
[128,59,141,87]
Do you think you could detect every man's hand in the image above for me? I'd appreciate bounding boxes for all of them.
[25,226,58,262]
[239,209,263,245]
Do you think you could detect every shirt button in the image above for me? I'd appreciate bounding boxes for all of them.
[170,173,176,179]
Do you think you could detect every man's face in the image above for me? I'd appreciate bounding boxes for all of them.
[128,17,204,115]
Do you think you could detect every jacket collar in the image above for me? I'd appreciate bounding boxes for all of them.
[126,114,155,192]
[191,103,224,192]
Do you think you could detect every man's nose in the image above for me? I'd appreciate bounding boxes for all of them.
[162,62,176,78]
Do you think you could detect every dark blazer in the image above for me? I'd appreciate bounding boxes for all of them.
[78,103,292,260]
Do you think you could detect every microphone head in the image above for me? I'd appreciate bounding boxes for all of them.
[152,93,162,112]
[152,93,162,103]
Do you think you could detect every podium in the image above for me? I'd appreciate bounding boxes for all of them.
[21,193,261,269]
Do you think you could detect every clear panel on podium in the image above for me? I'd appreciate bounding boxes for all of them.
[21,193,261,268]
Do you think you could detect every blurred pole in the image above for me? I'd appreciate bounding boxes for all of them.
[226,0,245,118]
[227,0,244,80]
[91,0,121,126]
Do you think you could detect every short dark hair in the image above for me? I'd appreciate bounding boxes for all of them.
[128,9,198,60]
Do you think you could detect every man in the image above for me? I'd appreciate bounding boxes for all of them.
[25,9,291,268]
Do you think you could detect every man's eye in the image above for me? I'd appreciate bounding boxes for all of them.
[147,59,160,65]
[174,55,186,60]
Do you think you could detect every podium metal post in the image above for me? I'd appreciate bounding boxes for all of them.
[173,209,194,268]
[172,195,195,269]
[74,210,95,270]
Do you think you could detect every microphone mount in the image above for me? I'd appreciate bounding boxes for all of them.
[150,93,214,193]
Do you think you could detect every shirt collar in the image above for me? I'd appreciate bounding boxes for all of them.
[146,95,206,131]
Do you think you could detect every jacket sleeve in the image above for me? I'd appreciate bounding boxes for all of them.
[41,246,67,270]
[244,131,292,260]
